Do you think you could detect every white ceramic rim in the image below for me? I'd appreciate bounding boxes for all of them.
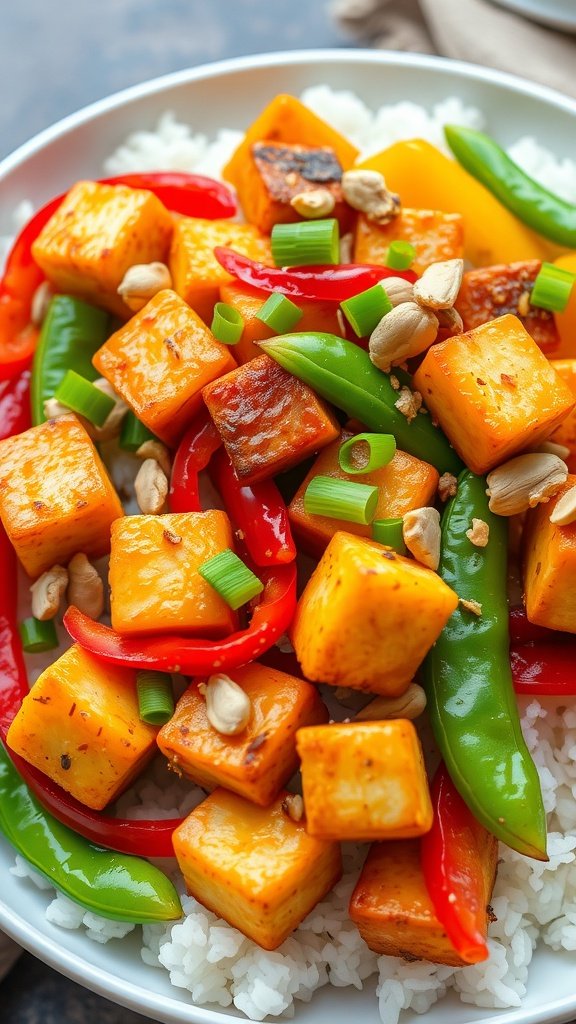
[2,47,576,1024]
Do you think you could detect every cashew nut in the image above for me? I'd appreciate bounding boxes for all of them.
[136,440,171,479]
[402,507,441,570]
[30,565,68,621]
[381,276,414,308]
[201,673,251,735]
[290,188,335,218]
[30,281,54,327]
[134,459,168,514]
[281,793,304,822]
[67,553,104,619]
[341,169,401,225]
[117,263,172,312]
[369,302,438,372]
[354,683,427,722]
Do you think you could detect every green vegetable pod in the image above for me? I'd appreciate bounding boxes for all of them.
[31,295,110,426]
[0,744,182,923]
[423,471,547,861]
[259,332,463,476]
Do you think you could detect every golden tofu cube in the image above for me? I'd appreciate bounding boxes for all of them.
[169,217,272,323]
[32,181,173,317]
[413,314,575,475]
[109,511,237,637]
[93,289,237,446]
[296,721,432,841]
[523,475,576,632]
[291,531,459,695]
[6,644,157,810]
[349,838,498,966]
[173,788,342,949]
[353,209,464,277]
[157,663,328,805]
[0,414,123,578]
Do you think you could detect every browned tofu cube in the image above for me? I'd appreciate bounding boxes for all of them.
[349,839,497,966]
[234,141,353,234]
[173,788,342,949]
[353,209,464,277]
[202,353,340,483]
[157,662,328,805]
[6,644,157,810]
[455,260,560,355]
[31,181,173,317]
[296,721,433,841]
[0,414,123,578]
[93,290,237,446]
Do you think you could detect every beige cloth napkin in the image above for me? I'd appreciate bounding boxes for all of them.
[332,0,576,98]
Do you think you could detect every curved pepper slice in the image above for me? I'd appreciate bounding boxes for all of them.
[209,447,297,567]
[0,172,237,381]
[421,763,492,965]
[423,470,547,861]
[169,407,222,513]
[63,562,297,675]
[0,371,30,441]
[213,247,416,302]
[0,744,181,922]
[511,642,576,695]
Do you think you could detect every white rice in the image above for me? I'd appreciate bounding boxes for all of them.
[8,87,576,1022]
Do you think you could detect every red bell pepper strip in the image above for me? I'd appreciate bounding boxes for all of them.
[0,173,237,381]
[509,606,557,646]
[63,562,297,675]
[169,408,222,513]
[209,447,296,567]
[213,247,417,302]
[0,528,182,857]
[421,763,492,965]
[0,371,30,440]
[511,642,576,695]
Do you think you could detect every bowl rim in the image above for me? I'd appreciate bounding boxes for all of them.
[2,46,576,1024]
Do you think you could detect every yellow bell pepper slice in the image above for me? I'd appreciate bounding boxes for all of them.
[357,139,558,268]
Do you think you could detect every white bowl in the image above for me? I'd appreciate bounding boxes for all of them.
[1,48,576,1024]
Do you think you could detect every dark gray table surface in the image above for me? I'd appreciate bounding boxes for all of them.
[0,4,346,1021]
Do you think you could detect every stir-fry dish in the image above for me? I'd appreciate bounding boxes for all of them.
[2,92,576,1000]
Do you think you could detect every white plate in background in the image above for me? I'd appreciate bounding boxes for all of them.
[1,48,576,1024]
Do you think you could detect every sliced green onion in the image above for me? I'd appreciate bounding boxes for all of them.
[304,476,378,525]
[530,262,576,313]
[255,293,303,333]
[338,433,396,475]
[271,219,340,268]
[386,241,416,271]
[136,671,175,726]
[19,617,58,654]
[211,302,244,345]
[198,549,264,610]
[340,283,393,337]
[372,518,407,554]
[119,412,158,452]
[54,370,115,427]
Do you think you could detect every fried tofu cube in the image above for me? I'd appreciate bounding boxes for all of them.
[455,261,560,355]
[92,289,236,446]
[223,93,358,191]
[202,354,340,484]
[523,475,576,633]
[6,644,157,810]
[157,663,327,805]
[233,141,353,235]
[31,181,173,317]
[0,414,122,578]
[219,280,344,364]
[353,209,464,277]
[349,838,497,966]
[291,532,458,695]
[550,359,576,471]
[109,511,236,637]
[288,430,439,556]
[296,721,433,841]
[413,314,575,475]
[173,788,342,949]
[169,217,272,323]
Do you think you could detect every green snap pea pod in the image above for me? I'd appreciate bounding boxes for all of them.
[259,333,463,476]
[423,471,547,861]
[31,295,110,426]
[445,124,576,249]
[0,744,182,923]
